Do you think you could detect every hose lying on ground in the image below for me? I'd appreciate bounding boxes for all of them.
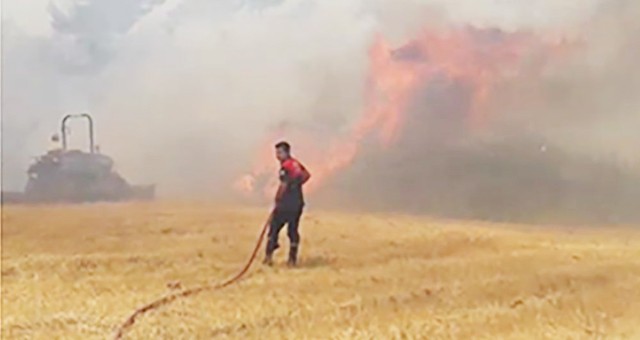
[113,210,274,340]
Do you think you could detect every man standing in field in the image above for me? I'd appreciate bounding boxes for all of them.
[264,141,311,267]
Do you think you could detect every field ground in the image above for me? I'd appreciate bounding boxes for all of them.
[2,202,640,339]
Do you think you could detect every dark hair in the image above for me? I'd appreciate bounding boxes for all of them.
[275,141,291,153]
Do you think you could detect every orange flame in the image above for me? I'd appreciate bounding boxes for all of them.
[235,26,570,199]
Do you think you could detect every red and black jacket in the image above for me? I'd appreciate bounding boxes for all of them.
[277,158,309,210]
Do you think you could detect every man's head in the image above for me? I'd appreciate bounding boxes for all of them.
[275,141,291,162]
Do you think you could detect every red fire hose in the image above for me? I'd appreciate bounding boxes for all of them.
[113,209,274,340]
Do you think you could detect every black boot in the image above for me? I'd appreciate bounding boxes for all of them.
[263,245,277,266]
[287,244,299,267]
[263,251,274,266]
[263,240,280,266]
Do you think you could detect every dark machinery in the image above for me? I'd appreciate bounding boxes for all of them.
[3,114,155,204]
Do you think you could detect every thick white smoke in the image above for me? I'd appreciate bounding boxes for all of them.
[3,0,377,195]
[3,0,637,220]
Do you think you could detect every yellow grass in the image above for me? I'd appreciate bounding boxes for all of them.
[2,202,640,339]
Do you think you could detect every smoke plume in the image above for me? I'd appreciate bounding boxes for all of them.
[323,0,640,224]
[2,0,639,223]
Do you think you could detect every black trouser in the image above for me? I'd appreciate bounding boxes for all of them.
[266,207,303,255]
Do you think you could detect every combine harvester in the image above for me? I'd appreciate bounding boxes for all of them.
[1,114,155,204]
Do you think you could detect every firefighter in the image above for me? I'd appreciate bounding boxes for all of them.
[264,141,311,267]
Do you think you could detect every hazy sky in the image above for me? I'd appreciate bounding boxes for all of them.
[3,0,53,35]
[3,0,601,35]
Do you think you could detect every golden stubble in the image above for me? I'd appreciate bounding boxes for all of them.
[2,202,640,339]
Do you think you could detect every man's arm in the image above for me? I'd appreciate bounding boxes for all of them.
[299,166,311,185]
[288,164,310,187]
[282,159,310,186]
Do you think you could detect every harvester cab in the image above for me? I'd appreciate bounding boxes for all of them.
[5,114,155,204]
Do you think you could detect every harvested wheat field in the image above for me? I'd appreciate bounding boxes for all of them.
[2,202,640,339]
